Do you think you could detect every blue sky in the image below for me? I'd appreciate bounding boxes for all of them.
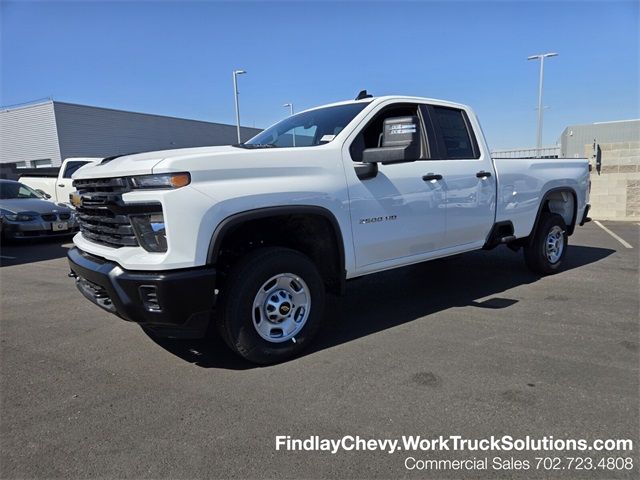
[1,0,638,148]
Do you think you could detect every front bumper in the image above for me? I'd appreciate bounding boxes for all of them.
[3,219,78,239]
[67,247,217,338]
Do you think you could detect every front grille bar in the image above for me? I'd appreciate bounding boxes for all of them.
[73,177,162,249]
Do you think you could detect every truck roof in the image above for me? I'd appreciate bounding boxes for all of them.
[299,95,470,115]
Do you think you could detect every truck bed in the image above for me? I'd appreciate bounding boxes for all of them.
[493,156,590,238]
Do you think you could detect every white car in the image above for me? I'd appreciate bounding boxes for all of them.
[20,158,101,205]
[67,94,590,364]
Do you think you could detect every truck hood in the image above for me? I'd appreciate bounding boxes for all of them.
[0,198,71,214]
[72,146,237,179]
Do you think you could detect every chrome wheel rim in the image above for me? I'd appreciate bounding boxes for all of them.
[252,273,311,343]
[545,225,564,264]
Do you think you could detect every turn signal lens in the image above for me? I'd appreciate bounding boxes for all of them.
[169,173,191,188]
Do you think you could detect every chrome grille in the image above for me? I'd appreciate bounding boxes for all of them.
[74,177,139,248]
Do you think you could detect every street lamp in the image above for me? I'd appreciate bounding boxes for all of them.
[232,69,246,143]
[283,103,295,146]
[527,52,558,157]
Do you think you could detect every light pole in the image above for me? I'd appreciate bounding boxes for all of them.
[527,52,558,157]
[232,69,246,143]
[283,103,295,146]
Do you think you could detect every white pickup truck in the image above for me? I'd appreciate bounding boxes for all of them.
[20,158,100,204]
[67,94,590,364]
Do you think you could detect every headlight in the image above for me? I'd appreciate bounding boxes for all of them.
[5,213,35,222]
[129,173,190,189]
[130,213,167,252]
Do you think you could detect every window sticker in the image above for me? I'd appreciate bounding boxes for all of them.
[389,124,416,134]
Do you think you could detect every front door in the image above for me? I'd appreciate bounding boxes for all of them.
[344,102,446,270]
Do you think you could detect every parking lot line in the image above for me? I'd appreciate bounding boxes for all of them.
[593,220,633,249]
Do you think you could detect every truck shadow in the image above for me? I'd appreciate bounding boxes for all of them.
[0,238,74,267]
[146,244,614,369]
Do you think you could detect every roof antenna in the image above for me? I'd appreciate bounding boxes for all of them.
[355,90,373,100]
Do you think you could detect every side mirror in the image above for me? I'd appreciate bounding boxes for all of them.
[595,144,602,176]
[36,189,51,199]
[354,162,378,180]
[362,116,421,165]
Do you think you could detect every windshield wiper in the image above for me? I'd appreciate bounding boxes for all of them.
[234,143,278,149]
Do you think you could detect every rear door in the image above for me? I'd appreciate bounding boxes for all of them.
[420,105,496,247]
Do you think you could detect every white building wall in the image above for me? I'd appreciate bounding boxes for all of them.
[0,101,62,166]
[587,141,640,220]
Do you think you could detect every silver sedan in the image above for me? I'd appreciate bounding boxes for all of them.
[0,179,78,240]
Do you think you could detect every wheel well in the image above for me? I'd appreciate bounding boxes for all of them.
[211,211,345,294]
[538,189,577,236]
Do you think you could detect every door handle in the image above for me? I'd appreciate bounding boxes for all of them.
[58,183,65,187]
[422,173,443,182]
[476,171,492,178]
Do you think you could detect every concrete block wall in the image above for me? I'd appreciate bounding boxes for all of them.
[586,141,640,220]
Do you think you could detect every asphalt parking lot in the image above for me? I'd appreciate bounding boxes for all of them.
[1,221,638,479]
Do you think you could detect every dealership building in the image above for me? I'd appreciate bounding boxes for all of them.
[0,99,261,168]
[560,119,640,220]
[493,119,639,221]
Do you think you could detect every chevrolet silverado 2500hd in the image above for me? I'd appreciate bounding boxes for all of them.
[67,95,590,364]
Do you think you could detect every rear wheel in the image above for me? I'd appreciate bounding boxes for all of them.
[523,212,568,275]
[217,247,325,364]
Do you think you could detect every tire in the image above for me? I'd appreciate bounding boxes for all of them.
[523,212,568,275]
[217,247,325,364]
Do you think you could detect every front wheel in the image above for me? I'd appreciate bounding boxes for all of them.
[523,212,568,275]
[217,247,325,364]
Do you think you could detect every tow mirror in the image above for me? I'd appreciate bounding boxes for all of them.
[362,116,421,165]
[595,143,602,176]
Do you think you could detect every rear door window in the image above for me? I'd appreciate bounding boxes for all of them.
[427,106,479,159]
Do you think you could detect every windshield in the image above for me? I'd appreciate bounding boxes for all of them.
[0,182,44,200]
[63,160,91,179]
[242,102,369,148]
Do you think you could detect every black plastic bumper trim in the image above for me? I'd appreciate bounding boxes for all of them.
[580,204,591,226]
[67,247,217,334]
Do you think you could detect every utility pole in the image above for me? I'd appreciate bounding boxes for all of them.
[527,52,558,157]
[232,69,246,143]
[283,103,295,146]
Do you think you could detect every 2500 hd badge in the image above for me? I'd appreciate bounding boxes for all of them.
[359,214,397,224]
